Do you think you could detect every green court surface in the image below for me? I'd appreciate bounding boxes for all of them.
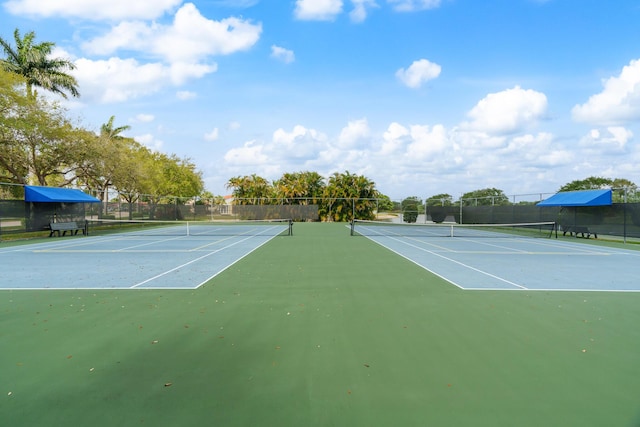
[2,223,640,426]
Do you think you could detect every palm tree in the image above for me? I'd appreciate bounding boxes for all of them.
[322,171,378,221]
[100,115,131,139]
[226,174,273,205]
[274,171,325,204]
[0,28,79,99]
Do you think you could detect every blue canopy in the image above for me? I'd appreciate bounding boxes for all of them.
[537,189,612,207]
[24,186,100,203]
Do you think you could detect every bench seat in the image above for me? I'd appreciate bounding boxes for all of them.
[561,225,597,239]
[49,221,86,237]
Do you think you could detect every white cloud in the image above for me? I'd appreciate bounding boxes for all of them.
[462,86,548,134]
[72,56,216,103]
[405,124,448,160]
[572,59,640,125]
[176,90,197,100]
[168,61,217,85]
[579,126,632,152]
[350,0,378,22]
[3,0,181,20]
[503,133,571,167]
[395,59,441,89]
[134,133,164,151]
[73,57,169,103]
[271,45,295,64]
[338,118,370,148]
[272,125,328,159]
[204,128,220,141]
[133,114,155,123]
[83,4,262,63]
[224,140,268,165]
[381,122,410,155]
[228,121,241,130]
[294,0,343,21]
[387,0,441,12]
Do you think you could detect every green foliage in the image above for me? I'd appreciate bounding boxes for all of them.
[0,94,82,186]
[376,194,394,212]
[0,28,79,99]
[559,176,638,203]
[426,193,453,206]
[402,196,420,223]
[322,171,379,221]
[461,188,509,206]
[226,171,381,221]
[558,177,613,192]
[227,174,274,204]
[273,171,325,203]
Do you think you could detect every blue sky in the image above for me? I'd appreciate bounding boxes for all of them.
[2,0,640,200]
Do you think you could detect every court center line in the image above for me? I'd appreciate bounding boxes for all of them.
[361,231,528,290]
[130,234,261,288]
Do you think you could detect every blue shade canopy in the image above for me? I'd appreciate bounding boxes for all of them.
[24,186,100,203]
[537,189,612,207]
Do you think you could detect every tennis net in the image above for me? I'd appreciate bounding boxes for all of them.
[351,220,557,238]
[85,218,293,237]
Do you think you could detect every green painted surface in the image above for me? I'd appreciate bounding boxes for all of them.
[2,223,640,426]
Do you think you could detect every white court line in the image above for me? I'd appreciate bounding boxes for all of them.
[130,231,283,289]
[357,225,640,292]
[361,231,528,290]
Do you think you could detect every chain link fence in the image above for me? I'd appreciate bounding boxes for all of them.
[2,183,640,241]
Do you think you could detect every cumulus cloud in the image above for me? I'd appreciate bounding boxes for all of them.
[133,113,155,123]
[3,0,181,20]
[271,45,295,64]
[579,126,632,152]
[83,4,262,62]
[272,125,328,159]
[462,86,548,134]
[204,128,220,141]
[224,140,268,165]
[294,0,343,21]
[66,3,260,102]
[405,124,448,160]
[72,56,215,103]
[572,59,640,125]
[73,57,169,103]
[176,90,197,100]
[338,118,370,148]
[350,0,378,22]
[387,0,441,12]
[381,122,410,155]
[396,59,441,89]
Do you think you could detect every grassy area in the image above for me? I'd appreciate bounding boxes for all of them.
[2,222,640,426]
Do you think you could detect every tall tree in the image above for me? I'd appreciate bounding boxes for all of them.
[461,188,509,206]
[0,28,79,99]
[100,115,131,139]
[559,176,638,202]
[322,171,378,221]
[0,94,81,186]
[558,177,614,192]
[0,69,30,184]
[226,174,273,205]
[273,171,325,204]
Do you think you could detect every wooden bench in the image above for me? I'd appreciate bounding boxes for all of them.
[561,225,597,239]
[49,221,86,237]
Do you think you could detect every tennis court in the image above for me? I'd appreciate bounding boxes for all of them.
[350,220,640,292]
[0,219,292,290]
[2,222,640,427]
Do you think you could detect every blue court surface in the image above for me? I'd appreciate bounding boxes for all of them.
[0,229,285,290]
[360,233,640,292]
